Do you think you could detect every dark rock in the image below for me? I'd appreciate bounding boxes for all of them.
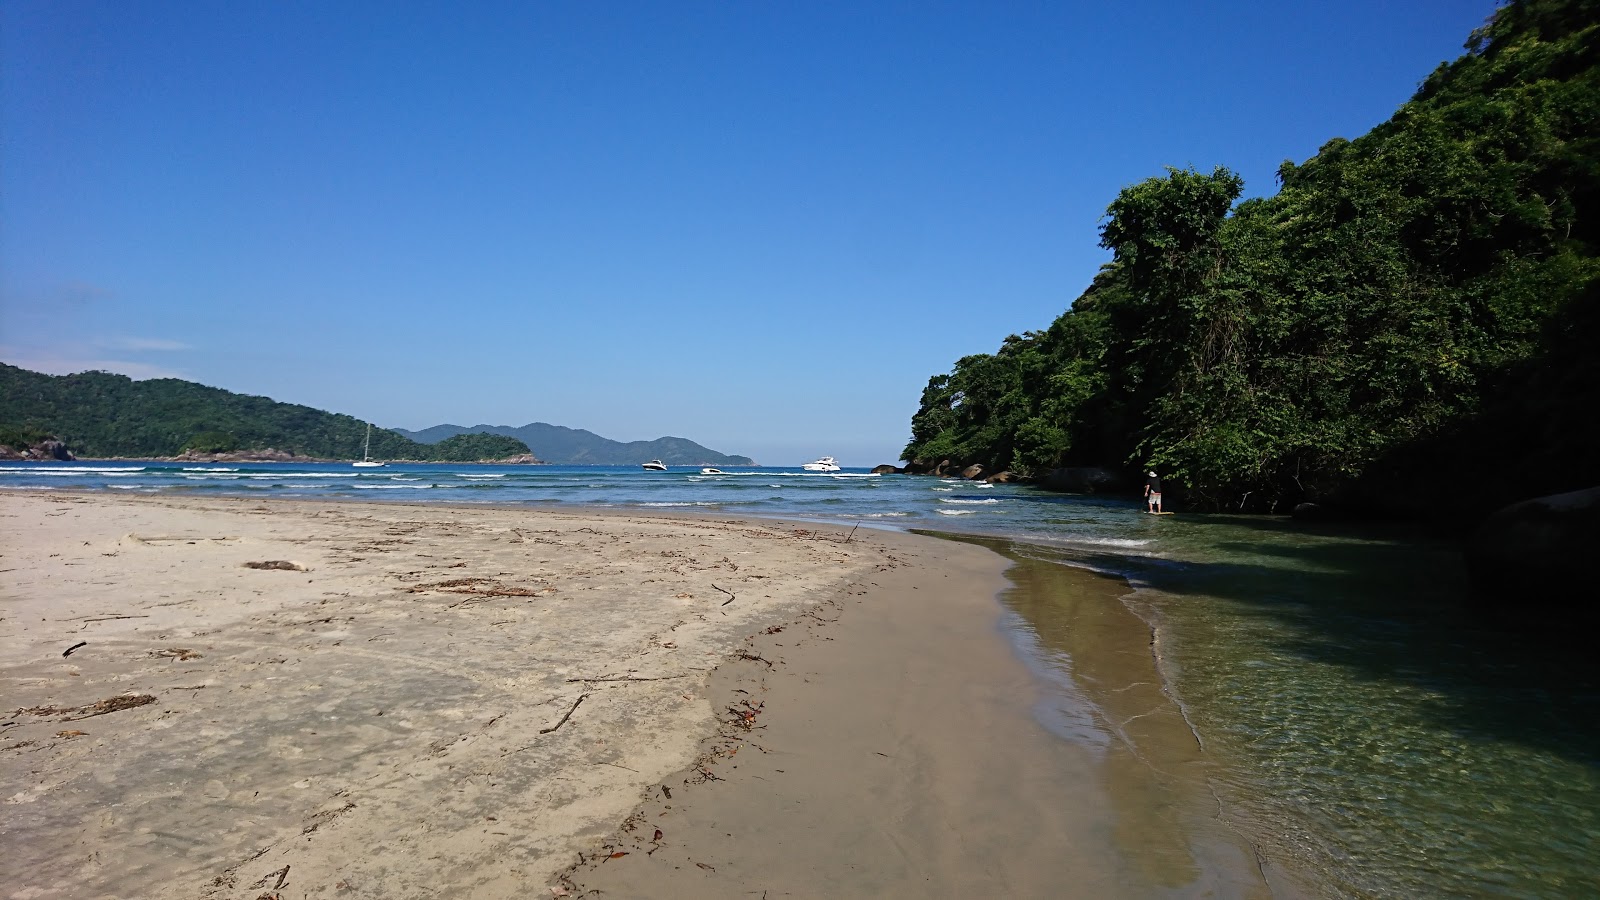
[961,464,986,480]
[1039,467,1126,494]
[1292,502,1326,520]
[871,464,902,475]
[1465,486,1600,617]
[985,471,1019,483]
[4,440,76,461]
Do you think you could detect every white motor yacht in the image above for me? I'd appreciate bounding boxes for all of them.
[700,467,725,475]
[802,456,840,472]
[641,459,667,471]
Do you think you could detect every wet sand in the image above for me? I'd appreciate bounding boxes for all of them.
[564,535,1272,899]
[2,491,1269,898]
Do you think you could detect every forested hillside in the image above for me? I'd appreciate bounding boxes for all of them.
[0,364,532,461]
[395,422,755,466]
[905,0,1598,517]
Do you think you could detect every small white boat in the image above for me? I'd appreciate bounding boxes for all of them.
[641,459,667,471]
[353,424,386,468]
[802,456,840,472]
[700,467,725,475]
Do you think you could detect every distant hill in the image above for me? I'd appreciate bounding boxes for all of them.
[394,422,755,466]
[0,363,531,462]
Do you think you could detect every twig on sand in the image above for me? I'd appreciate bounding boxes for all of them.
[564,675,687,683]
[539,693,589,735]
[845,522,860,544]
[61,614,147,624]
[711,584,736,606]
[62,641,87,657]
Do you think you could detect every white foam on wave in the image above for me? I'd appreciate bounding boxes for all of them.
[936,509,976,516]
[859,512,912,518]
[640,501,721,507]
[237,472,360,479]
[350,483,433,490]
[0,467,146,476]
[1065,537,1153,549]
[940,497,1001,504]
[932,486,954,492]
[182,467,239,472]
[456,473,505,479]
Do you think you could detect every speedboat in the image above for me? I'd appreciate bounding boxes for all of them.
[700,467,725,475]
[641,459,667,471]
[802,456,840,472]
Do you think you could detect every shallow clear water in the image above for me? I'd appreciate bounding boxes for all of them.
[5,461,1596,895]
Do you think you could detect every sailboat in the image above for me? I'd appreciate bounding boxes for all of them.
[353,424,386,468]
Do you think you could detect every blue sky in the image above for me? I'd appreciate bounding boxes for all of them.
[2,1,1492,465]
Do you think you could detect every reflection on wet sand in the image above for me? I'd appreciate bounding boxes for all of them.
[967,537,1278,897]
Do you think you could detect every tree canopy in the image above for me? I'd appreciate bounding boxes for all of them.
[904,0,1599,517]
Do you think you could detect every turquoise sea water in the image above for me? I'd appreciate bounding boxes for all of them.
[5,460,1596,896]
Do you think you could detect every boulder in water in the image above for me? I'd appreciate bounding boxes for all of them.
[1039,467,1125,494]
[871,464,902,474]
[1466,486,1600,617]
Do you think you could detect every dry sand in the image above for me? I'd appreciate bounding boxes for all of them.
[1,492,887,898]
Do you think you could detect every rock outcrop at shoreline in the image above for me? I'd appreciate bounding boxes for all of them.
[1038,466,1126,494]
[172,448,324,463]
[0,439,75,461]
[1466,486,1600,620]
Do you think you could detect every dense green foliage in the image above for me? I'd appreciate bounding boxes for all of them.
[905,0,1599,516]
[0,364,531,461]
[397,422,756,466]
[0,424,55,450]
[427,432,533,462]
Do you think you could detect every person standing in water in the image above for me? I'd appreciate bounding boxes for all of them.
[1144,470,1163,513]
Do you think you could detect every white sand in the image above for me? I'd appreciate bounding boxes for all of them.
[1,492,887,898]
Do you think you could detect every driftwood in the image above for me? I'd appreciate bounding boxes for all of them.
[564,675,687,683]
[711,584,735,606]
[243,560,305,571]
[62,641,87,657]
[15,694,157,722]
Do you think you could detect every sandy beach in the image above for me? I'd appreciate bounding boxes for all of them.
[2,491,1267,899]
[1,492,891,897]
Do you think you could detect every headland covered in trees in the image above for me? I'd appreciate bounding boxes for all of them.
[0,363,754,465]
[904,0,1597,521]
[0,363,532,463]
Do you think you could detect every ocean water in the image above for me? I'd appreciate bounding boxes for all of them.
[5,460,1596,896]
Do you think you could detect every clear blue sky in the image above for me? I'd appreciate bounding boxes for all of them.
[2,1,1491,465]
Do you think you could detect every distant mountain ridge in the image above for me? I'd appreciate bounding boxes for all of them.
[394,422,755,466]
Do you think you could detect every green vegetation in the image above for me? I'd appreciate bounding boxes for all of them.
[0,364,533,462]
[905,0,1598,517]
[396,422,755,466]
[428,432,532,462]
[0,424,55,450]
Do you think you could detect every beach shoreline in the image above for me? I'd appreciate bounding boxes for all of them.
[2,490,1269,898]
